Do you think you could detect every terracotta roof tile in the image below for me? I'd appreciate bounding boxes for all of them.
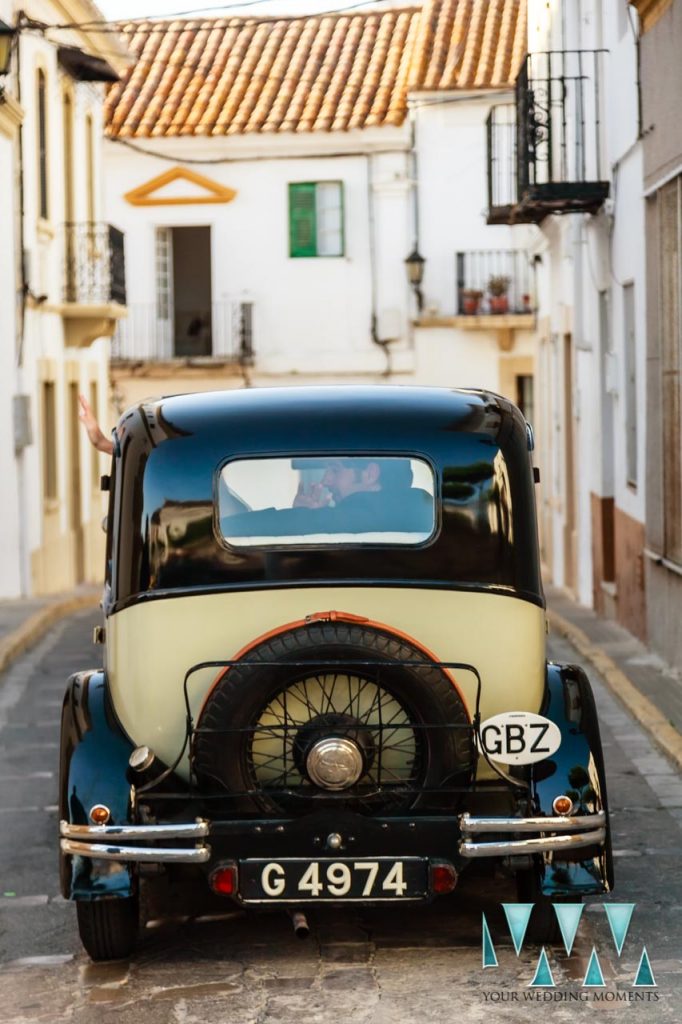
[410,0,527,91]
[105,9,422,137]
[104,2,528,138]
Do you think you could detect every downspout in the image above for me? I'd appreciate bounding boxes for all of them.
[409,100,420,258]
[15,12,26,365]
[14,17,30,596]
[628,4,643,139]
[366,152,392,377]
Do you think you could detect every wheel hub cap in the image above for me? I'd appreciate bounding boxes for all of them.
[306,737,364,790]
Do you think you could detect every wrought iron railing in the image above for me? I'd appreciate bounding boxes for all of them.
[63,222,127,305]
[486,104,517,221]
[486,50,609,222]
[111,300,255,363]
[456,251,533,316]
[517,49,607,197]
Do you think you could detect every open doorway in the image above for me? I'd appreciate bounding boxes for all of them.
[155,226,212,357]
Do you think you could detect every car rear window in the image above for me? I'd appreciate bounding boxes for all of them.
[217,456,436,547]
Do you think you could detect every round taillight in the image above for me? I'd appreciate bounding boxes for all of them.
[210,864,238,896]
[89,804,111,825]
[430,861,458,894]
[553,795,574,816]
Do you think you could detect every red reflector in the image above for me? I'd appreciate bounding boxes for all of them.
[430,862,458,894]
[210,865,237,896]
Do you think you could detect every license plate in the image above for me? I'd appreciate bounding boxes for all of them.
[239,857,428,902]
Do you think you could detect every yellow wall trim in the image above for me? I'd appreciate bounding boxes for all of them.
[124,166,237,206]
[0,93,24,138]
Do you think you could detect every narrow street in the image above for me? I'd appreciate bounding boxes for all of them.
[0,609,681,1023]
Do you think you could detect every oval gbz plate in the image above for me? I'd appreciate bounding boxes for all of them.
[476,712,561,765]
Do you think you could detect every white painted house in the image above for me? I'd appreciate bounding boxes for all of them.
[0,0,128,596]
[103,1,537,419]
[517,0,647,638]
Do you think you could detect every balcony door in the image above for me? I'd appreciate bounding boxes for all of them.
[155,226,212,358]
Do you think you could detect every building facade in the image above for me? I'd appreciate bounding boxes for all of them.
[633,0,682,668]
[102,3,539,420]
[492,0,647,638]
[0,1,128,596]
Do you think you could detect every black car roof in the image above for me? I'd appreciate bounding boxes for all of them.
[110,385,541,611]
[120,386,523,452]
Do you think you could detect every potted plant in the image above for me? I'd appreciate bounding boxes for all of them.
[460,288,483,315]
[488,275,510,314]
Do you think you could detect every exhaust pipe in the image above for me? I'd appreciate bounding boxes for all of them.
[290,909,310,939]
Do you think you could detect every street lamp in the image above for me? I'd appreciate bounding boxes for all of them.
[0,20,16,80]
[404,247,425,313]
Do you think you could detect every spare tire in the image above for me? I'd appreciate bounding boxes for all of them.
[193,620,474,814]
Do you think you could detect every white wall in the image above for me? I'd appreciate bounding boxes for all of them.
[104,132,414,377]
[532,0,646,604]
[0,3,118,595]
[414,95,537,318]
[0,126,23,596]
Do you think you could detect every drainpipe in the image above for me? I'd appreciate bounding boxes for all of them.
[408,101,420,257]
[15,12,26,364]
[628,5,643,139]
[14,17,30,596]
[366,152,393,377]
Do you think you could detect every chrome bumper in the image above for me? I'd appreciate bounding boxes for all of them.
[59,820,210,864]
[458,810,606,858]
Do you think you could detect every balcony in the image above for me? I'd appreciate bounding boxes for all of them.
[487,50,610,224]
[61,223,127,347]
[417,251,535,351]
[486,104,518,225]
[111,300,254,366]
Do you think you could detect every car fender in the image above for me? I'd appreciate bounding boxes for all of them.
[59,670,136,900]
[533,662,614,895]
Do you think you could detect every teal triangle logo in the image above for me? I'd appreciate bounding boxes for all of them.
[604,903,635,956]
[502,903,533,955]
[633,947,656,987]
[554,903,584,956]
[529,947,555,987]
[482,913,498,968]
[582,947,606,987]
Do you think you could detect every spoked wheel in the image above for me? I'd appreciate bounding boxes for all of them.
[193,621,474,814]
[76,895,139,961]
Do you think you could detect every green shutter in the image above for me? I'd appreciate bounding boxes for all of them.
[289,183,317,257]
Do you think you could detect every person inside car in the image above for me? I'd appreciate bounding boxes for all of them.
[294,458,430,533]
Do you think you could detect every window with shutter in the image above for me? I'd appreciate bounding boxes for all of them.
[289,182,344,257]
[37,69,49,220]
[289,183,317,257]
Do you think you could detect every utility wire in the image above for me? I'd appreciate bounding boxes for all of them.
[51,0,278,24]
[35,2,418,80]
[43,0,403,32]
[107,134,407,162]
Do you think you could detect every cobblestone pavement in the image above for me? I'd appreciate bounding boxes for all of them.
[0,612,681,1023]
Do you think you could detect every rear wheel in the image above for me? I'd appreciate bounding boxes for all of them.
[76,895,139,961]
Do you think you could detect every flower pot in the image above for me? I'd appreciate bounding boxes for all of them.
[489,295,509,314]
[462,296,481,315]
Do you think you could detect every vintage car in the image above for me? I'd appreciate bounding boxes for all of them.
[59,386,612,961]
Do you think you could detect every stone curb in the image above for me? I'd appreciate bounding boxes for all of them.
[547,608,682,773]
[0,591,101,678]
